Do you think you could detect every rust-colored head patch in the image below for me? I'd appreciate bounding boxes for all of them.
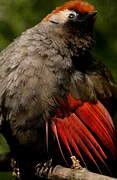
[42,1,95,22]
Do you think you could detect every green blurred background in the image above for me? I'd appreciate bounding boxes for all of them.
[0,0,117,179]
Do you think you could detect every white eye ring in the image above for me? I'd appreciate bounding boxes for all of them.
[68,12,77,19]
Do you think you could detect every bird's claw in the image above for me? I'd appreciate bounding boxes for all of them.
[11,158,21,179]
[35,159,53,178]
[71,156,83,169]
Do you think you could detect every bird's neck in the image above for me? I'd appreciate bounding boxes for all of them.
[40,22,94,57]
[65,31,94,57]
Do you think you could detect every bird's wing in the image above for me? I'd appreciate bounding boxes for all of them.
[51,56,117,173]
[51,95,117,173]
[71,54,117,114]
[88,63,117,115]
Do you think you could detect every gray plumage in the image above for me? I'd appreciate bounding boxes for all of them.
[0,7,116,180]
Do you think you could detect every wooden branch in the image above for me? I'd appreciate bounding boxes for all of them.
[0,156,116,180]
[35,164,117,180]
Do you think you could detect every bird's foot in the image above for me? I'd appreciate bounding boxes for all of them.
[11,158,21,179]
[35,159,54,178]
[71,156,83,169]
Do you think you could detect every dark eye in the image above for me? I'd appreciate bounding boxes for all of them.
[68,12,77,19]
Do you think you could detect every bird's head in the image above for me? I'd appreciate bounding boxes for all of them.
[42,1,97,36]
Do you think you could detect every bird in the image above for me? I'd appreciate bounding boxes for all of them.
[0,0,117,179]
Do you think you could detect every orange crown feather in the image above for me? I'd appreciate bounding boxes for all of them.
[43,0,96,22]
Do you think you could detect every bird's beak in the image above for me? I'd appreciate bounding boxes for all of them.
[87,11,97,19]
[77,11,97,23]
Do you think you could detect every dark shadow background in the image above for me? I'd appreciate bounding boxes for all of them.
[0,0,117,179]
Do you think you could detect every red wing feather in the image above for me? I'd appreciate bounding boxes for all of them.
[51,120,68,165]
[76,102,117,156]
[69,114,107,160]
[51,95,117,173]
